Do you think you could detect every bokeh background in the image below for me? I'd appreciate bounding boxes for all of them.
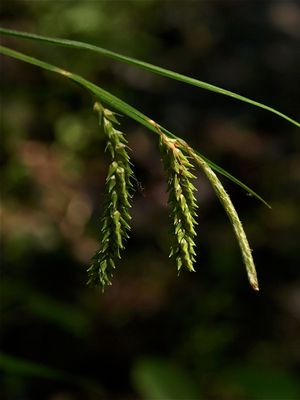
[1,1,300,399]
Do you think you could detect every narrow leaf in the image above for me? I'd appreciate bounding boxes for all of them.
[0,27,299,128]
[0,45,270,206]
[0,353,103,394]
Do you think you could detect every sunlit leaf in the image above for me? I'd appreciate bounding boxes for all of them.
[0,44,270,207]
[1,27,299,128]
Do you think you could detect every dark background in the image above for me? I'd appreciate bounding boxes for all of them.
[1,1,300,399]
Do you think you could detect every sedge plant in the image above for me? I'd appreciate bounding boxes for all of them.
[1,28,299,291]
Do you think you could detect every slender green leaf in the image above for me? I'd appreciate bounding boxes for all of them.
[1,279,90,336]
[0,44,270,207]
[0,27,299,128]
[0,353,103,394]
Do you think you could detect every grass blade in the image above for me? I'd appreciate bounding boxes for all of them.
[0,27,299,128]
[0,44,270,207]
[0,353,103,394]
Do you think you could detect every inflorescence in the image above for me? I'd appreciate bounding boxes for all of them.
[87,103,133,289]
[159,133,198,273]
[88,109,258,291]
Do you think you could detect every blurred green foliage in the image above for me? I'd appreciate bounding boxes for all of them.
[1,1,300,399]
[132,357,201,399]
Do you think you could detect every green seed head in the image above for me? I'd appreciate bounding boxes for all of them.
[159,134,198,273]
[87,103,134,289]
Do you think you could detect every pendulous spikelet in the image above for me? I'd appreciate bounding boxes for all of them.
[159,133,198,272]
[180,139,259,291]
[87,102,134,289]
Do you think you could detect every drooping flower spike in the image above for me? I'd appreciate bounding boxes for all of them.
[159,133,198,273]
[87,102,134,289]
